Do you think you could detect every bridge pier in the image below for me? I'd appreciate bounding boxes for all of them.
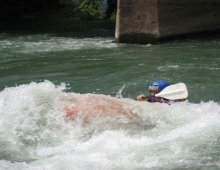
[115,0,220,44]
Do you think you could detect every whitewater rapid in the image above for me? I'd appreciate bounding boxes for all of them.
[0,81,220,169]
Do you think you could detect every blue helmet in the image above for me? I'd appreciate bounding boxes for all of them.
[149,80,169,91]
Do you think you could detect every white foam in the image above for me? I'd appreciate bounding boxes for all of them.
[0,36,117,53]
[0,81,220,169]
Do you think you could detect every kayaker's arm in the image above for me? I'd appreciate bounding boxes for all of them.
[136,94,149,101]
[136,95,184,103]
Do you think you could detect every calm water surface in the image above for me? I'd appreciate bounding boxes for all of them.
[0,26,220,169]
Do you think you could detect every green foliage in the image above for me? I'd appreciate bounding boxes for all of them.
[75,0,101,20]
[110,11,116,20]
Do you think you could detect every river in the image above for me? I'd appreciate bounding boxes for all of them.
[0,18,220,169]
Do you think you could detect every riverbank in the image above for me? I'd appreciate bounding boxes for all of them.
[0,6,115,37]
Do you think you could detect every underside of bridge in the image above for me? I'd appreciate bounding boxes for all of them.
[115,0,220,44]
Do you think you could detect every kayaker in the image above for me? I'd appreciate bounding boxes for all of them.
[136,80,186,103]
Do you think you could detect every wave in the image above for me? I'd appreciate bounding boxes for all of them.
[0,81,220,169]
[0,35,118,53]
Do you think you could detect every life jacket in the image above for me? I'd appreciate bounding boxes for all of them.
[148,96,183,103]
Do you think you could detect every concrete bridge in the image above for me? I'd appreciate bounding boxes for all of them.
[115,0,220,44]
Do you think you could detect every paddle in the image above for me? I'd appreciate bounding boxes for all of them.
[155,83,188,100]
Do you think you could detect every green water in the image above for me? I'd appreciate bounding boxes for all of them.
[1,29,220,103]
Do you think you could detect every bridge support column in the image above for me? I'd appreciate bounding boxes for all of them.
[115,0,220,44]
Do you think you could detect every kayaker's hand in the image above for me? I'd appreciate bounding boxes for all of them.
[179,98,186,102]
[136,94,149,101]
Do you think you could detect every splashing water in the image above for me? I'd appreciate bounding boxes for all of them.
[0,81,220,169]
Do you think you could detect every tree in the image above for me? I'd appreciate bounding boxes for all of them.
[75,0,102,20]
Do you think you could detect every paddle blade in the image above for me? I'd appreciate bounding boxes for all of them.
[155,83,188,100]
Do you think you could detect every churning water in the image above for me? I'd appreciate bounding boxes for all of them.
[0,30,220,169]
